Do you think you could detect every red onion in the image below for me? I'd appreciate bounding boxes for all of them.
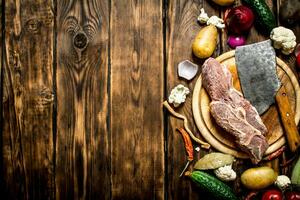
[224,6,254,34]
[297,54,300,68]
[227,35,246,48]
[295,44,300,57]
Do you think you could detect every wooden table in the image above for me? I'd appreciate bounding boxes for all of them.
[1,0,299,199]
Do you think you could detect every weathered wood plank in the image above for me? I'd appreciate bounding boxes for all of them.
[55,0,110,199]
[110,0,164,199]
[2,0,55,199]
[166,0,220,199]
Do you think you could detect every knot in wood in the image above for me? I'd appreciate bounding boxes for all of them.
[35,87,54,108]
[26,19,41,33]
[73,32,88,49]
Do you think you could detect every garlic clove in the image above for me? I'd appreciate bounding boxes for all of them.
[178,60,199,81]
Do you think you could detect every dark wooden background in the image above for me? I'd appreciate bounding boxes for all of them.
[0,0,299,199]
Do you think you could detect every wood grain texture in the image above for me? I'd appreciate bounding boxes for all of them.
[276,86,300,152]
[2,0,55,199]
[55,0,110,199]
[0,0,299,199]
[166,0,220,199]
[110,0,164,199]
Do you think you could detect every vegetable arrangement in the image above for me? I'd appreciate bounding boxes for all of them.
[163,0,299,199]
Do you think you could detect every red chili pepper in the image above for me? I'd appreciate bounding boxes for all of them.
[177,127,194,161]
[177,127,194,177]
[264,146,286,161]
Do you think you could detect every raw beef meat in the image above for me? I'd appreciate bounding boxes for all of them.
[202,58,268,164]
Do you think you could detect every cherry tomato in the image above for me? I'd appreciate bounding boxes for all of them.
[262,190,283,200]
[286,191,300,200]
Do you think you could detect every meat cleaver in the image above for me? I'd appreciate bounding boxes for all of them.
[236,40,300,152]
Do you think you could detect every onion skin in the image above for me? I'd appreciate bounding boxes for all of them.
[295,44,300,57]
[225,6,254,34]
[295,44,300,70]
[227,35,246,48]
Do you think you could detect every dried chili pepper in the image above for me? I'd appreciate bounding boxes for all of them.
[177,127,194,161]
[263,146,286,161]
[177,127,194,177]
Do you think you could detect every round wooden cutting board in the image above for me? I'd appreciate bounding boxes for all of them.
[192,51,300,158]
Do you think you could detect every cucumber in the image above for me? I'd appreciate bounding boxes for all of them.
[186,171,239,200]
[242,0,276,34]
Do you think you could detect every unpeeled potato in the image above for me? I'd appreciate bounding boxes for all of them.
[192,25,218,59]
[241,167,277,190]
[211,0,235,6]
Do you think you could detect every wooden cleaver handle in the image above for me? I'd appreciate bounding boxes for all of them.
[275,86,300,152]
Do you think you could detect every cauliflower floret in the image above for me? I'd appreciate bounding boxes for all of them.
[168,84,190,107]
[197,8,225,29]
[270,26,296,55]
[207,16,225,29]
[275,175,291,190]
[197,8,209,24]
[214,165,236,182]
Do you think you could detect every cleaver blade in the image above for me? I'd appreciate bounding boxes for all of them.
[236,40,281,115]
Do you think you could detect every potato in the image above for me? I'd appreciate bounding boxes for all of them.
[241,167,277,190]
[192,25,218,59]
[211,0,235,6]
